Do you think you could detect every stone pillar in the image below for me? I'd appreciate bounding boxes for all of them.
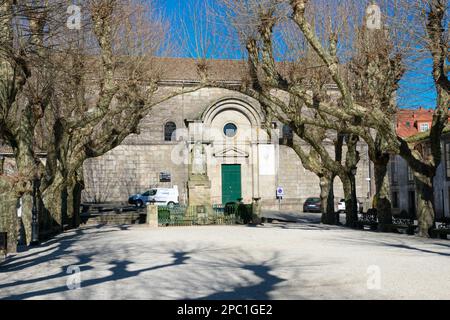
[188,179,213,224]
[187,140,213,223]
[146,204,158,228]
[252,197,262,224]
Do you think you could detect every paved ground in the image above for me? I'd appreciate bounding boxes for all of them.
[262,210,323,223]
[1,213,450,300]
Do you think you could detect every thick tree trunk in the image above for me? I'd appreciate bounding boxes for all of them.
[414,173,435,237]
[40,173,65,235]
[72,177,84,228]
[374,160,392,232]
[65,174,84,229]
[13,146,37,245]
[342,175,358,228]
[20,194,33,246]
[0,150,34,248]
[0,190,18,253]
[41,189,63,231]
[320,174,336,225]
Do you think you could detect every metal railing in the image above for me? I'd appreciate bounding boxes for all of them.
[158,205,239,227]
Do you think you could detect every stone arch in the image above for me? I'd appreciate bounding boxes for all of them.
[201,97,263,127]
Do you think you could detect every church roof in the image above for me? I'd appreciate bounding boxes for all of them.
[153,57,247,83]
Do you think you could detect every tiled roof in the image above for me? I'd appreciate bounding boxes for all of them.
[396,107,437,138]
[153,57,247,82]
[132,56,335,83]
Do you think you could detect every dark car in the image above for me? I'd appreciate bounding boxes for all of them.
[128,190,155,207]
[303,197,321,213]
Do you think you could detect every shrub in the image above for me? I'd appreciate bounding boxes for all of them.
[237,203,253,224]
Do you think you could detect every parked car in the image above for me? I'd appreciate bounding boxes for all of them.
[128,187,179,207]
[303,197,321,213]
[337,199,361,213]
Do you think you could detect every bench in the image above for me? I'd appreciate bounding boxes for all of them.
[387,217,417,235]
[0,232,7,258]
[431,219,450,240]
[357,212,378,231]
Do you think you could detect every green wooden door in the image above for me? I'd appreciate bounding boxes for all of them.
[222,164,242,204]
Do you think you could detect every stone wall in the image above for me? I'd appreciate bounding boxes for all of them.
[82,86,373,212]
[83,144,189,203]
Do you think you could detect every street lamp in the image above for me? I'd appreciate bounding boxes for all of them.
[30,177,40,246]
[0,155,4,175]
[350,167,358,224]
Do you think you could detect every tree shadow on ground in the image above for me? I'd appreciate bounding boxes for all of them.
[384,243,450,257]
[334,235,450,257]
[1,225,354,300]
[0,253,95,291]
[433,242,450,249]
[0,228,304,300]
[258,223,335,231]
[198,263,286,300]
[1,249,191,300]
[262,212,322,224]
[172,251,302,300]
[0,225,119,273]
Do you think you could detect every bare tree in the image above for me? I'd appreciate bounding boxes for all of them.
[0,0,204,248]
[0,0,66,250]
[212,0,420,231]
[286,0,448,237]
[214,0,374,226]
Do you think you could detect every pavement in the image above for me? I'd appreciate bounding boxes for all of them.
[262,210,323,223]
[1,213,450,300]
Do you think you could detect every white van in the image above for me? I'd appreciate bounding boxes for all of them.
[148,187,179,207]
[128,186,179,207]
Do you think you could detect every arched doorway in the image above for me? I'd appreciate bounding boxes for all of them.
[201,98,263,204]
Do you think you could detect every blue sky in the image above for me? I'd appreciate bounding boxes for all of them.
[158,0,439,110]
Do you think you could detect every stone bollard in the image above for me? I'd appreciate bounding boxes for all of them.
[146,204,158,228]
[252,197,262,224]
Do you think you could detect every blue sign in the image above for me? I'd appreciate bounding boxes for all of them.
[276,187,284,197]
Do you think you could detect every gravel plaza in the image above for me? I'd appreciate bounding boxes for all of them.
[1,214,450,300]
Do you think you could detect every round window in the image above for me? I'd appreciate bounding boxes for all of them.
[223,123,238,138]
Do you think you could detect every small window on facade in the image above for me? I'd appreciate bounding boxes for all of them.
[448,187,450,215]
[224,123,238,138]
[392,191,399,209]
[164,122,177,141]
[405,122,411,128]
[446,143,450,179]
[423,143,432,158]
[407,166,414,183]
[390,156,398,185]
[419,123,430,132]
[280,124,294,146]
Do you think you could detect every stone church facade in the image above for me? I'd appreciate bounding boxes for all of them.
[82,58,372,211]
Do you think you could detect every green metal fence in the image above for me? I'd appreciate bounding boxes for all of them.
[158,204,244,227]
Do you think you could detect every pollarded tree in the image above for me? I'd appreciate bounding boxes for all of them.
[288,0,449,237]
[34,0,204,235]
[273,0,405,230]
[217,0,411,230]
[347,25,406,230]
[215,0,366,226]
[0,0,203,248]
[0,0,64,250]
